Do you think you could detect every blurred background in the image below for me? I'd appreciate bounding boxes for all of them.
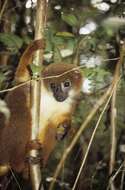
[0,0,125,189]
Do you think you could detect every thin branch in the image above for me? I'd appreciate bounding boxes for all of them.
[112,162,124,182]
[107,161,124,190]
[120,163,125,190]
[109,80,117,190]
[9,167,22,190]
[0,58,120,94]
[0,67,82,94]
[0,0,8,21]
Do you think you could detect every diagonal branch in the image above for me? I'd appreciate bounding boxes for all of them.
[72,78,120,190]
[0,0,8,21]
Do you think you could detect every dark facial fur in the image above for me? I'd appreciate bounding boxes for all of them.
[42,63,82,102]
[50,79,71,102]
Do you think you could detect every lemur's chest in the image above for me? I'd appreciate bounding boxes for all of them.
[37,88,72,143]
[41,91,72,121]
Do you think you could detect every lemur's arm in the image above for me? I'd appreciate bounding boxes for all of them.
[15,39,45,83]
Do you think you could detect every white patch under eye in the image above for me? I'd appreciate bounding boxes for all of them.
[0,99,10,124]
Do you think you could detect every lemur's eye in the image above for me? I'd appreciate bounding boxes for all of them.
[64,80,71,88]
[50,83,56,89]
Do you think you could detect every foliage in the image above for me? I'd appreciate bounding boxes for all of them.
[61,13,79,27]
[0,0,125,190]
[0,33,23,53]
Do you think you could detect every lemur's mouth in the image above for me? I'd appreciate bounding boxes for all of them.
[54,93,68,102]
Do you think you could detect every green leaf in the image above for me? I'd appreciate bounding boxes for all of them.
[61,13,79,27]
[53,36,64,45]
[0,33,23,53]
[66,38,76,50]
[0,72,5,83]
[53,46,62,63]
[56,32,75,37]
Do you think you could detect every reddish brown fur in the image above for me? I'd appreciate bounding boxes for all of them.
[0,85,31,172]
[0,39,82,176]
[38,114,71,165]
[0,39,45,175]
[42,63,82,92]
[15,39,45,83]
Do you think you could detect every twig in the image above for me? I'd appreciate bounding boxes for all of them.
[0,0,8,21]
[120,163,125,190]
[109,79,117,190]
[112,162,124,182]
[9,167,22,190]
[107,161,124,190]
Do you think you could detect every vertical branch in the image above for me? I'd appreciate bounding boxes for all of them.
[30,0,47,190]
[109,85,117,190]
[108,42,125,190]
